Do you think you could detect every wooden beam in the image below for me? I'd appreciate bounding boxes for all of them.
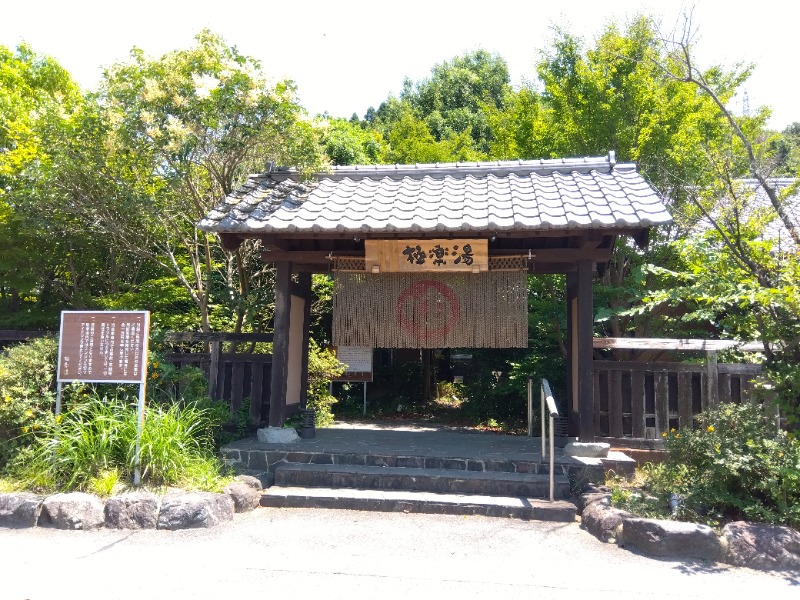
[262,249,336,263]
[269,261,292,426]
[165,332,274,343]
[219,233,242,252]
[632,229,650,249]
[593,337,771,352]
[0,330,51,342]
[494,248,614,261]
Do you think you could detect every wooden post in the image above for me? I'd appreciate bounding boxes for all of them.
[297,273,312,409]
[706,351,719,409]
[269,261,292,426]
[565,271,578,437]
[577,260,594,442]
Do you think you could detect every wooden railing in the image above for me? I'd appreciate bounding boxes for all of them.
[0,329,50,351]
[593,360,764,448]
[163,332,273,425]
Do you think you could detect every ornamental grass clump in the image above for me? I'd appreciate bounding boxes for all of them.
[7,390,229,494]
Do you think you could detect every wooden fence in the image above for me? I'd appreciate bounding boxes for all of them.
[0,329,50,351]
[163,332,273,424]
[593,360,764,448]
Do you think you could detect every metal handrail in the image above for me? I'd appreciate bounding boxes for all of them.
[526,377,559,501]
[541,379,559,502]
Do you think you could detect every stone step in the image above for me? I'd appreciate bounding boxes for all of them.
[261,486,577,522]
[222,447,566,476]
[273,463,571,499]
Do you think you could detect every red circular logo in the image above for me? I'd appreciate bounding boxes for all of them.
[396,280,459,340]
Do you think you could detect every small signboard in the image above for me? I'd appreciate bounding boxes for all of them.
[56,310,151,485]
[333,346,373,382]
[365,239,488,273]
[57,311,149,383]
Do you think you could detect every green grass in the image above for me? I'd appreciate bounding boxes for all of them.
[5,392,230,494]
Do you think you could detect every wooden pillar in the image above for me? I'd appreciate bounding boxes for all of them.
[269,261,292,426]
[577,259,595,442]
[566,271,578,437]
[297,273,313,409]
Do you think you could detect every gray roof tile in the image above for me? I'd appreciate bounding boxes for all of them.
[198,155,672,236]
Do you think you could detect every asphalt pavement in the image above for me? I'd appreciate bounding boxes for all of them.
[1,507,796,599]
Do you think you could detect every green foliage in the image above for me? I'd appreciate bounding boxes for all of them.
[306,340,345,427]
[770,122,800,176]
[628,194,800,422]
[0,336,59,466]
[320,118,386,165]
[613,403,800,528]
[7,390,227,492]
[405,50,510,153]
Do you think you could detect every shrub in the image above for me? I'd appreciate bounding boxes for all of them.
[0,336,59,467]
[643,403,800,528]
[306,340,345,427]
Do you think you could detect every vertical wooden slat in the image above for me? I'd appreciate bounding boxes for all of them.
[719,373,732,404]
[740,376,754,403]
[678,371,693,429]
[655,371,669,436]
[208,341,221,400]
[230,360,244,414]
[610,369,624,438]
[250,359,264,424]
[593,368,602,437]
[631,369,645,438]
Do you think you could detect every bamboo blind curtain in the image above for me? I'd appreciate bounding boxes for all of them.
[332,272,528,348]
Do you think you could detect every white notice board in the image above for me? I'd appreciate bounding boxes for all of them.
[333,347,373,382]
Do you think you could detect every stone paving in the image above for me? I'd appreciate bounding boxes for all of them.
[221,420,636,475]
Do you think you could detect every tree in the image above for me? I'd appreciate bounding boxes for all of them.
[63,30,326,333]
[0,44,130,326]
[405,50,511,153]
[319,117,387,165]
[627,13,800,421]
[656,13,799,247]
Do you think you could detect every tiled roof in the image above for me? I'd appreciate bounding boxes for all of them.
[693,178,799,250]
[743,179,798,248]
[198,154,672,236]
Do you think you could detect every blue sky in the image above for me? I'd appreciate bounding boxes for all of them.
[1,0,797,129]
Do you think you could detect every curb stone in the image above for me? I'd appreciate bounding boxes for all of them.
[0,487,260,531]
[579,490,800,572]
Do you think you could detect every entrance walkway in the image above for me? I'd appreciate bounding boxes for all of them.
[224,420,630,468]
[221,421,635,521]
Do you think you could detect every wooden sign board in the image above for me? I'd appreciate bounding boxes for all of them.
[332,346,373,382]
[57,311,150,383]
[365,239,488,273]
